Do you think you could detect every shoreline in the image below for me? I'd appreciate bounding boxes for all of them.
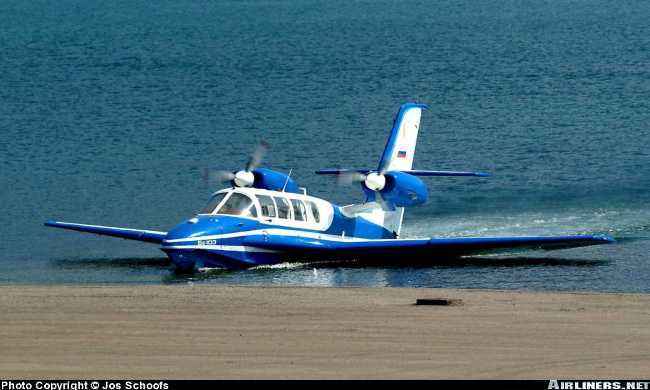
[1,285,649,379]
[3,282,650,295]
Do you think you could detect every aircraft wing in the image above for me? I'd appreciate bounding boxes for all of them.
[243,234,614,258]
[45,220,167,244]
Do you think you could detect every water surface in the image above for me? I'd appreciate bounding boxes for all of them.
[1,0,649,291]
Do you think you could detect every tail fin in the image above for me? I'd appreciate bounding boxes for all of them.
[377,103,428,173]
[374,103,427,236]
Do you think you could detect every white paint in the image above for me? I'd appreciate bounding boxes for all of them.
[364,172,386,191]
[385,106,422,172]
[233,170,255,187]
[200,187,334,231]
[164,244,279,253]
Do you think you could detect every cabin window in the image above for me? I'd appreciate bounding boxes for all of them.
[201,193,227,214]
[256,195,276,218]
[307,201,320,223]
[274,197,291,219]
[217,193,257,218]
[291,199,307,221]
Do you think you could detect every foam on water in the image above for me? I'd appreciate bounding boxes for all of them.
[250,262,309,270]
[401,207,650,240]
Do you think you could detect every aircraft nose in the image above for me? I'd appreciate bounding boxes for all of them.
[164,216,223,242]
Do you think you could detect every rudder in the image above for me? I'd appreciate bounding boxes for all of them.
[377,102,428,173]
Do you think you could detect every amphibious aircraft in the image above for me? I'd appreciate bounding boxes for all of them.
[45,103,614,270]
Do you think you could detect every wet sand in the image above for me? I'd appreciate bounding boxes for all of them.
[1,286,649,379]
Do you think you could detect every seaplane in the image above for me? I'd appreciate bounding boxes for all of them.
[45,102,615,270]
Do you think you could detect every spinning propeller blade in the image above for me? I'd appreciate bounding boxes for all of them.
[202,169,234,187]
[246,141,269,172]
[336,171,366,186]
[203,141,270,188]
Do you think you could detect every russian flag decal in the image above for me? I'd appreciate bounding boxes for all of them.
[397,150,407,158]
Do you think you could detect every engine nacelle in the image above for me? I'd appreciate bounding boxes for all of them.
[365,171,427,207]
[252,168,300,194]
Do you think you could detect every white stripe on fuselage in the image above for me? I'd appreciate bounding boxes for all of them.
[163,244,279,253]
[163,228,425,244]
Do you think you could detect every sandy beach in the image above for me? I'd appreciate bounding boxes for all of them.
[0,285,648,379]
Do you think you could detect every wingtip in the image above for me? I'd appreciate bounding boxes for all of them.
[588,234,615,243]
[599,235,616,243]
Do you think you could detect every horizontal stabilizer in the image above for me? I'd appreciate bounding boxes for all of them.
[403,170,491,177]
[315,169,490,177]
[45,220,167,244]
[315,169,370,175]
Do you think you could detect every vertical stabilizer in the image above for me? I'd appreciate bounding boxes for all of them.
[373,103,428,237]
[377,103,428,173]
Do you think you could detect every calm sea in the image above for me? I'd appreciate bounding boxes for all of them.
[1,0,649,291]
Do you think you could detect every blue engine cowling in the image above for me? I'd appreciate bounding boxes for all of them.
[363,171,428,207]
[252,168,300,193]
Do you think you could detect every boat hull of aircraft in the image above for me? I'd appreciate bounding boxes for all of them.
[163,238,615,271]
[45,214,614,271]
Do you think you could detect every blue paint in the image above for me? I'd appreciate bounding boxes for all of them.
[44,221,166,243]
[252,168,300,194]
[380,171,428,207]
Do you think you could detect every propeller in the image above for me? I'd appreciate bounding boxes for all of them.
[335,170,392,210]
[334,168,388,190]
[203,141,269,188]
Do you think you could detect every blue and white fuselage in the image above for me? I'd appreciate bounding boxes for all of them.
[161,186,396,270]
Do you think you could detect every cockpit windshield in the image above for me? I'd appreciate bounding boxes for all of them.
[215,193,257,218]
[201,193,227,214]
